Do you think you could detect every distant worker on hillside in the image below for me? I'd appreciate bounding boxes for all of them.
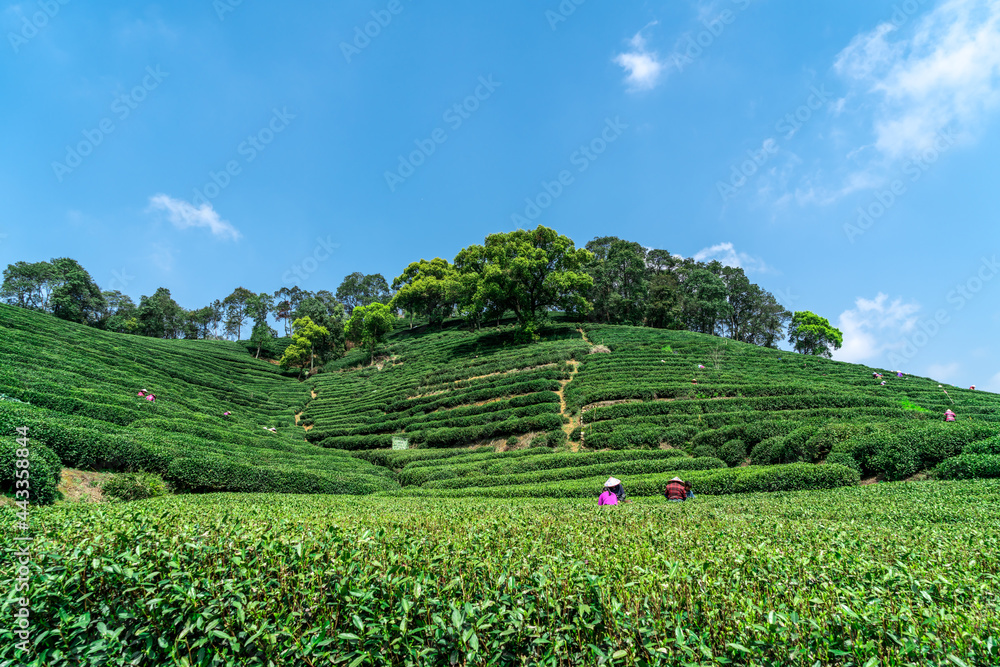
[945,409,956,422]
[897,371,904,378]
[664,477,687,502]
[599,479,619,506]
[970,385,976,391]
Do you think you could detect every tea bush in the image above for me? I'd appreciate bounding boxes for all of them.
[934,454,1000,480]
[102,472,169,502]
[3,482,998,665]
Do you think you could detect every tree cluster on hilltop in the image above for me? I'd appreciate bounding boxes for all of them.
[0,225,842,366]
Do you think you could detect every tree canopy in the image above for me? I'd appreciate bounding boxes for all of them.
[788,311,843,358]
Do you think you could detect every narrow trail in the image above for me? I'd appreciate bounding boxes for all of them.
[294,387,319,435]
[557,328,594,452]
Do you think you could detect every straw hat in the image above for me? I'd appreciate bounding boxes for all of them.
[604,477,621,487]
[669,477,683,482]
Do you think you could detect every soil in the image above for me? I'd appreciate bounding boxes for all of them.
[58,469,112,503]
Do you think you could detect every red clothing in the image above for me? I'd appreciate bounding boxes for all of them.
[664,481,686,501]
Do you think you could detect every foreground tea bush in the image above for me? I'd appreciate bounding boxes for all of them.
[2,481,997,665]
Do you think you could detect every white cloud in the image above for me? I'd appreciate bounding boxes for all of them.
[692,242,772,273]
[833,292,921,363]
[614,25,665,91]
[147,194,241,241]
[836,0,1000,161]
[983,370,1000,393]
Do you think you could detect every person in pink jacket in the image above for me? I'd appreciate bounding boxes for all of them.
[599,477,620,506]
[944,409,956,422]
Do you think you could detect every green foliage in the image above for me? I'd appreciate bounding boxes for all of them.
[934,454,1000,480]
[344,302,395,357]
[3,482,998,664]
[825,451,861,473]
[390,258,458,327]
[530,430,566,448]
[0,305,394,496]
[718,438,747,467]
[279,316,330,372]
[787,310,843,358]
[463,225,594,331]
[0,438,61,505]
[102,472,169,502]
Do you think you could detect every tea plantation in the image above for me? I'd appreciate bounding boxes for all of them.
[4,305,1000,665]
[2,483,998,665]
[0,304,398,498]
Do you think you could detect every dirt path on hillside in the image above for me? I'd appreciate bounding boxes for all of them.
[557,360,582,450]
[294,387,318,436]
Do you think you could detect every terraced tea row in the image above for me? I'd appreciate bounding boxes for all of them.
[303,323,589,449]
[0,305,397,498]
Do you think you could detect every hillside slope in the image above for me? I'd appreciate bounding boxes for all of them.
[3,305,999,502]
[0,305,397,496]
[305,317,1000,495]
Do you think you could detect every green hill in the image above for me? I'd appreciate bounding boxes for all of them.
[3,304,1000,665]
[3,305,1000,505]
[0,304,397,497]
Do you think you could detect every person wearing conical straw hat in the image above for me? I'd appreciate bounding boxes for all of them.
[664,476,687,502]
[606,476,626,503]
[599,477,620,506]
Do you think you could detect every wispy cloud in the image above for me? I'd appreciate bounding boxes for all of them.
[692,242,772,273]
[834,292,921,363]
[835,0,1000,173]
[614,24,665,91]
[147,194,242,241]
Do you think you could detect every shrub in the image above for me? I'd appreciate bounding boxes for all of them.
[691,445,717,459]
[392,462,860,498]
[934,454,1000,480]
[963,436,1000,456]
[825,452,860,473]
[166,457,399,495]
[505,436,519,447]
[0,438,61,505]
[530,431,566,448]
[103,472,169,502]
[718,439,747,467]
[805,423,861,462]
[869,441,920,481]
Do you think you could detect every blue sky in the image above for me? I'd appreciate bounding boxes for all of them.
[2,0,999,390]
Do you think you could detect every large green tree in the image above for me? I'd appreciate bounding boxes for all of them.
[337,273,392,313]
[344,302,396,359]
[679,265,731,335]
[788,311,843,358]
[0,261,55,310]
[294,292,347,362]
[136,288,184,338]
[279,316,330,374]
[246,292,276,358]
[97,290,137,333]
[585,237,648,324]
[390,258,459,328]
[223,287,254,340]
[465,226,593,334]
